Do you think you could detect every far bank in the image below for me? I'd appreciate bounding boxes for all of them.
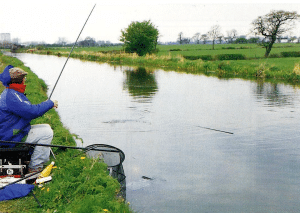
[16,43,300,85]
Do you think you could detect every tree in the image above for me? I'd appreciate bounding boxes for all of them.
[177,32,190,44]
[200,34,208,44]
[181,38,190,44]
[79,36,96,46]
[192,33,201,44]
[227,29,238,43]
[217,35,223,44]
[248,37,260,44]
[177,32,183,44]
[208,25,222,50]
[120,20,159,56]
[57,37,68,46]
[252,10,300,57]
[235,37,248,44]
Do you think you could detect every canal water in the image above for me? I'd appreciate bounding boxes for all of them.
[11,53,300,212]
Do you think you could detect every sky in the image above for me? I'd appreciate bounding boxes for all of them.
[0,0,300,44]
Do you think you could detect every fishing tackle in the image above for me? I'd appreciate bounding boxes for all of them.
[0,140,125,186]
[48,4,96,99]
[0,171,40,190]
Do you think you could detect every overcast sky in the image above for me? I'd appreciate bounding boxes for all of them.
[1,0,300,44]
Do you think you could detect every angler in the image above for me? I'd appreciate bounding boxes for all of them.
[0,65,58,174]
[0,4,126,205]
[0,3,95,180]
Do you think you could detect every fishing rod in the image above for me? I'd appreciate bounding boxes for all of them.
[48,4,96,99]
[197,126,234,135]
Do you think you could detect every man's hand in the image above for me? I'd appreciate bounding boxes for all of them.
[53,100,58,108]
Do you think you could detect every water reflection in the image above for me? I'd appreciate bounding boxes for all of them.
[253,81,295,107]
[123,67,158,102]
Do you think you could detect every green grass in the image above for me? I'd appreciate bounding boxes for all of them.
[43,43,300,59]
[156,43,300,58]
[0,53,132,213]
[46,45,124,53]
[17,43,300,85]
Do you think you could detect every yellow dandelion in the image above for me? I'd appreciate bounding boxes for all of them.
[81,157,86,160]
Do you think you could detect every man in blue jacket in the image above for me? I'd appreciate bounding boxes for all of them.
[0,65,58,173]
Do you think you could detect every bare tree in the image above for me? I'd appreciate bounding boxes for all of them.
[217,35,224,44]
[208,25,222,50]
[192,32,201,44]
[177,32,183,44]
[252,10,300,57]
[200,34,208,44]
[57,37,68,46]
[227,29,238,43]
[177,32,190,44]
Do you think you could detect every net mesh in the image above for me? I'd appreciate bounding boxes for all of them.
[85,144,126,199]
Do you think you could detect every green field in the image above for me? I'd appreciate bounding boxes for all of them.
[45,43,300,59]
[20,43,300,85]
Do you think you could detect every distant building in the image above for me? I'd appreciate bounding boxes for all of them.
[0,33,11,42]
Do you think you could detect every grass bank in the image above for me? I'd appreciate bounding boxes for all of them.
[20,43,300,85]
[0,53,132,213]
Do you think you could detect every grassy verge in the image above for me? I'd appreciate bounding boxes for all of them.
[18,43,300,85]
[0,53,132,213]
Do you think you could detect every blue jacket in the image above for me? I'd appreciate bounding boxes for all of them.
[0,65,54,147]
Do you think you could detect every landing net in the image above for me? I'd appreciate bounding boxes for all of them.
[85,144,126,199]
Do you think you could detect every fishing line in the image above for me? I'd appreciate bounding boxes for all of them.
[48,4,96,99]
[197,126,234,135]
